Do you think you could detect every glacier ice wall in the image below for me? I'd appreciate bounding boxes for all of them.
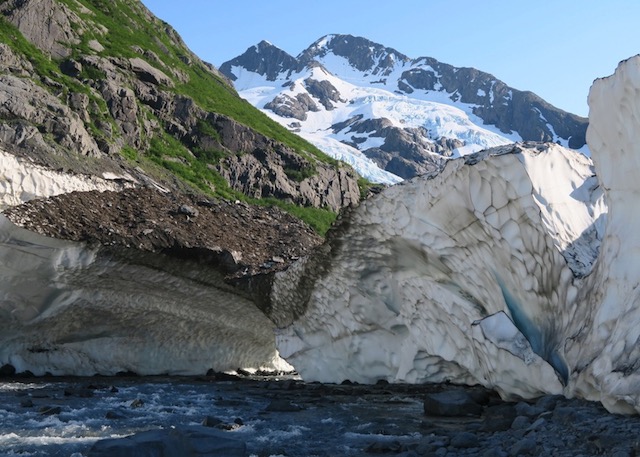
[274,56,640,414]
[566,55,640,414]
[274,143,603,400]
[0,216,288,376]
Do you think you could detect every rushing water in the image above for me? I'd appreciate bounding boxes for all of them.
[0,375,429,457]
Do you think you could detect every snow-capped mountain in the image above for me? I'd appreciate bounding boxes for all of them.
[220,34,589,182]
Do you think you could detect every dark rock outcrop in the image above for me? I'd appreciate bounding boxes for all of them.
[0,0,81,59]
[264,93,319,120]
[304,78,342,110]
[299,34,410,76]
[331,116,453,179]
[87,426,246,457]
[219,40,300,81]
[216,145,360,212]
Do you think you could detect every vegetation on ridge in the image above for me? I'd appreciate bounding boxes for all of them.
[0,0,352,234]
[56,0,337,165]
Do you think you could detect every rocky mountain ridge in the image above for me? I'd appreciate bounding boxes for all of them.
[0,0,360,231]
[221,34,588,180]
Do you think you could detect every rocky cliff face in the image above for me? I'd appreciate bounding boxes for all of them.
[0,0,359,217]
[221,34,588,181]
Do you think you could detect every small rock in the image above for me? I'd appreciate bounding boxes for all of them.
[527,417,547,432]
[39,406,62,415]
[202,416,223,427]
[216,422,241,431]
[271,256,285,264]
[265,399,303,412]
[365,440,402,453]
[482,403,518,432]
[60,59,82,77]
[207,371,241,381]
[552,406,588,425]
[129,399,144,408]
[510,437,536,456]
[178,205,199,217]
[424,390,483,417]
[435,448,448,457]
[535,395,563,411]
[105,410,126,420]
[511,415,532,430]
[196,199,217,207]
[64,387,94,398]
[515,401,544,418]
[0,364,16,377]
[450,432,479,449]
[20,399,34,408]
[87,39,104,53]
[233,417,244,426]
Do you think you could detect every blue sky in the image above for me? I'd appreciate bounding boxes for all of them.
[141,1,639,117]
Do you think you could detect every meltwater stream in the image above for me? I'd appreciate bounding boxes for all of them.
[0,375,429,457]
[3,376,640,457]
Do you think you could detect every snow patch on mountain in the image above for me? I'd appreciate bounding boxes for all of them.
[234,61,519,184]
[222,35,588,181]
[0,149,134,211]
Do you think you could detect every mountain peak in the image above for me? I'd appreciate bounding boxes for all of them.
[299,34,410,74]
[220,34,589,182]
[219,40,298,81]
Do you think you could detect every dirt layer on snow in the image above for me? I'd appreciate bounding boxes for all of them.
[4,187,323,278]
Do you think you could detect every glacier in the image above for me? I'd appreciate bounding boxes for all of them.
[0,149,133,210]
[272,55,640,414]
[1,54,640,416]
[272,143,603,399]
[234,62,519,184]
[0,216,291,376]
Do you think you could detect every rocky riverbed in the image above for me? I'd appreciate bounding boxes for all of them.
[0,373,638,456]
